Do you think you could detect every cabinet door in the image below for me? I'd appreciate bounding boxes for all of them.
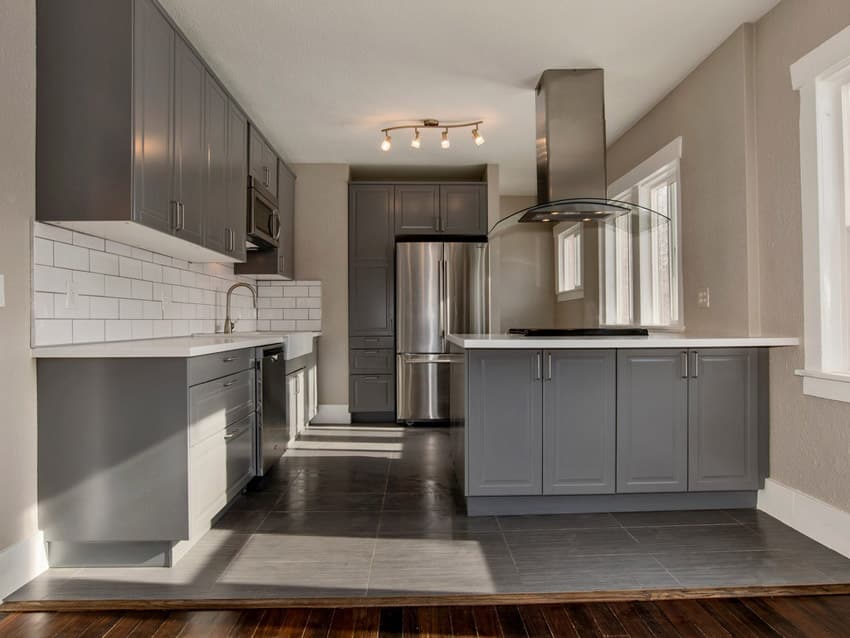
[350,375,394,413]
[286,372,302,442]
[467,350,542,496]
[349,262,393,336]
[277,161,295,278]
[225,101,248,262]
[617,350,688,493]
[689,349,759,491]
[349,185,394,261]
[173,36,205,246]
[263,142,278,197]
[132,0,175,234]
[202,73,229,255]
[543,350,616,495]
[395,184,439,235]
[440,184,487,235]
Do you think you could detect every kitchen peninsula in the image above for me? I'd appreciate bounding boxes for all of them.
[447,334,798,516]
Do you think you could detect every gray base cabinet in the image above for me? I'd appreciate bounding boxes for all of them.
[467,350,542,496]
[616,350,689,493]
[688,349,759,491]
[543,350,616,495]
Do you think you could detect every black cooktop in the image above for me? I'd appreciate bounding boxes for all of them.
[508,328,649,337]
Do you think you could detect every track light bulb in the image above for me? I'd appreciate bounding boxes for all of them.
[472,127,485,146]
[411,129,421,149]
[441,129,450,149]
[381,133,392,152]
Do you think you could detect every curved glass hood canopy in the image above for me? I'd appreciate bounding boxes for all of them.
[490,69,670,238]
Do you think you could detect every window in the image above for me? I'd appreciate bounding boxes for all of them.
[791,25,850,402]
[602,138,683,329]
[555,224,583,301]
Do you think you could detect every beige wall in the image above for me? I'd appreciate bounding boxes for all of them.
[0,0,39,550]
[291,164,350,407]
[754,0,850,512]
[607,25,758,337]
[492,196,555,331]
[609,0,850,513]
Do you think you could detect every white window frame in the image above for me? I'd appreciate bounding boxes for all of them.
[554,223,584,302]
[602,137,684,331]
[791,24,850,403]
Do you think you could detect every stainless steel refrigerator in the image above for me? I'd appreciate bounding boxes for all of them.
[396,241,489,422]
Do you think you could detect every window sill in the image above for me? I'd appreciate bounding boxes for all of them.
[795,369,850,403]
[557,289,584,302]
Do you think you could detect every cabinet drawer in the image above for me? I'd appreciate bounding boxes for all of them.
[350,336,394,349]
[189,369,255,446]
[188,348,254,386]
[225,414,255,496]
[350,374,394,413]
[350,349,394,374]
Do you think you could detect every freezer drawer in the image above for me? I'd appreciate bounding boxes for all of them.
[396,353,461,422]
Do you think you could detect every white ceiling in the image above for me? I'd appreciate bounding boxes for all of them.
[160,0,778,195]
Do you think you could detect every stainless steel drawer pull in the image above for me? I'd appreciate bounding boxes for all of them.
[223,380,237,387]
[547,352,553,380]
[222,356,236,362]
[535,352,542,380]
[681,351,689,378]
[692,352,700,378]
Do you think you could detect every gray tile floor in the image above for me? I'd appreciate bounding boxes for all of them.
[9,425,850,601]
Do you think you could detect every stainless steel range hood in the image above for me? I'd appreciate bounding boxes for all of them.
[490,69,668,234]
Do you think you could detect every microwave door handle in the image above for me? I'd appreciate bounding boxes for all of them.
[272,210,281,240]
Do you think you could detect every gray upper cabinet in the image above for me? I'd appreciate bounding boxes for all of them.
[172,36,206,247]
[225,102,248,262]
[689,349,759,491]
[350,185,394,261]
[395,185,440,235]
[441,184,487,235]
[202,73,229,255]
[543,350,616,495]
[131,0,175,234]
[467,350,542,496]
[277,161,296,279]
[617,349,688,493]
[249,126,277,194]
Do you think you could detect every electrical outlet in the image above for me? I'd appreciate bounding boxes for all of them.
[697,287,711,309]
[0,274,5,308]
[65,279,78,309]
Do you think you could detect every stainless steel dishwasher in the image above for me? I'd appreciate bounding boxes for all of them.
[256,345,288,476]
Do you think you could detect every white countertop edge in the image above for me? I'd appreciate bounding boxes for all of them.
[31,332,321,359]
[447,334,800,349]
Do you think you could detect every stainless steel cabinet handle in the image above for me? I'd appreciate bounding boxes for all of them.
[535,352,542,380]
[692,352,700,378]
[223,380,237,387]
[222,356,236,362]
[263,165,270,187]
[171,200,179,230]
[179,202,185,231]
[546,352,553,381]
[681,351,689,378]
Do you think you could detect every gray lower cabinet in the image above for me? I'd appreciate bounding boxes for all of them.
[467,350,542,496]
[689,348,759,491]
[617,350,689,493]
[350,375,394,413]
[350,349,394,374]
[543,350,616,495]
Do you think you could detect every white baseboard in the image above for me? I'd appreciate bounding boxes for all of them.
[311,404,351,424]
[758,478,850,559]
[0,530,48,601]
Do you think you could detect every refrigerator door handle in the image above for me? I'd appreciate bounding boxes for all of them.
[402,353,463,364]
[439,258,447,350]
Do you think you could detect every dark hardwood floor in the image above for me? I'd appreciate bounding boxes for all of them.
[1,595,849,637]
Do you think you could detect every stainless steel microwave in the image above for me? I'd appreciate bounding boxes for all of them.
[247,176,280,248]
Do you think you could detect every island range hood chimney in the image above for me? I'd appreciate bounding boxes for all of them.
[491,68,667,230]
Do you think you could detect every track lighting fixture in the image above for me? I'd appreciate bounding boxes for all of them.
[378,119,484,151]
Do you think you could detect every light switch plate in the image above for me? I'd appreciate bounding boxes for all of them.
[0,274,5,307]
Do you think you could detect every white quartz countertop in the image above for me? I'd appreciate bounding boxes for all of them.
[447,333,799,349]
[31,332,321,359]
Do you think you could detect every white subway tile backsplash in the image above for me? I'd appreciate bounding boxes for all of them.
[73,232,104,251]
[31,222,321,347]
[34,223,72,243]
[72,271,105,296]
[54,242,89,271]
[73,319,105,343]
[33,238,54,266]
[118,256,142,279]
[90,250,120,275]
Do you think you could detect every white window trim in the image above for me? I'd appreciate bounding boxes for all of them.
[791,24,850,403]
[554,222,584,302]
[602,137,684,331]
